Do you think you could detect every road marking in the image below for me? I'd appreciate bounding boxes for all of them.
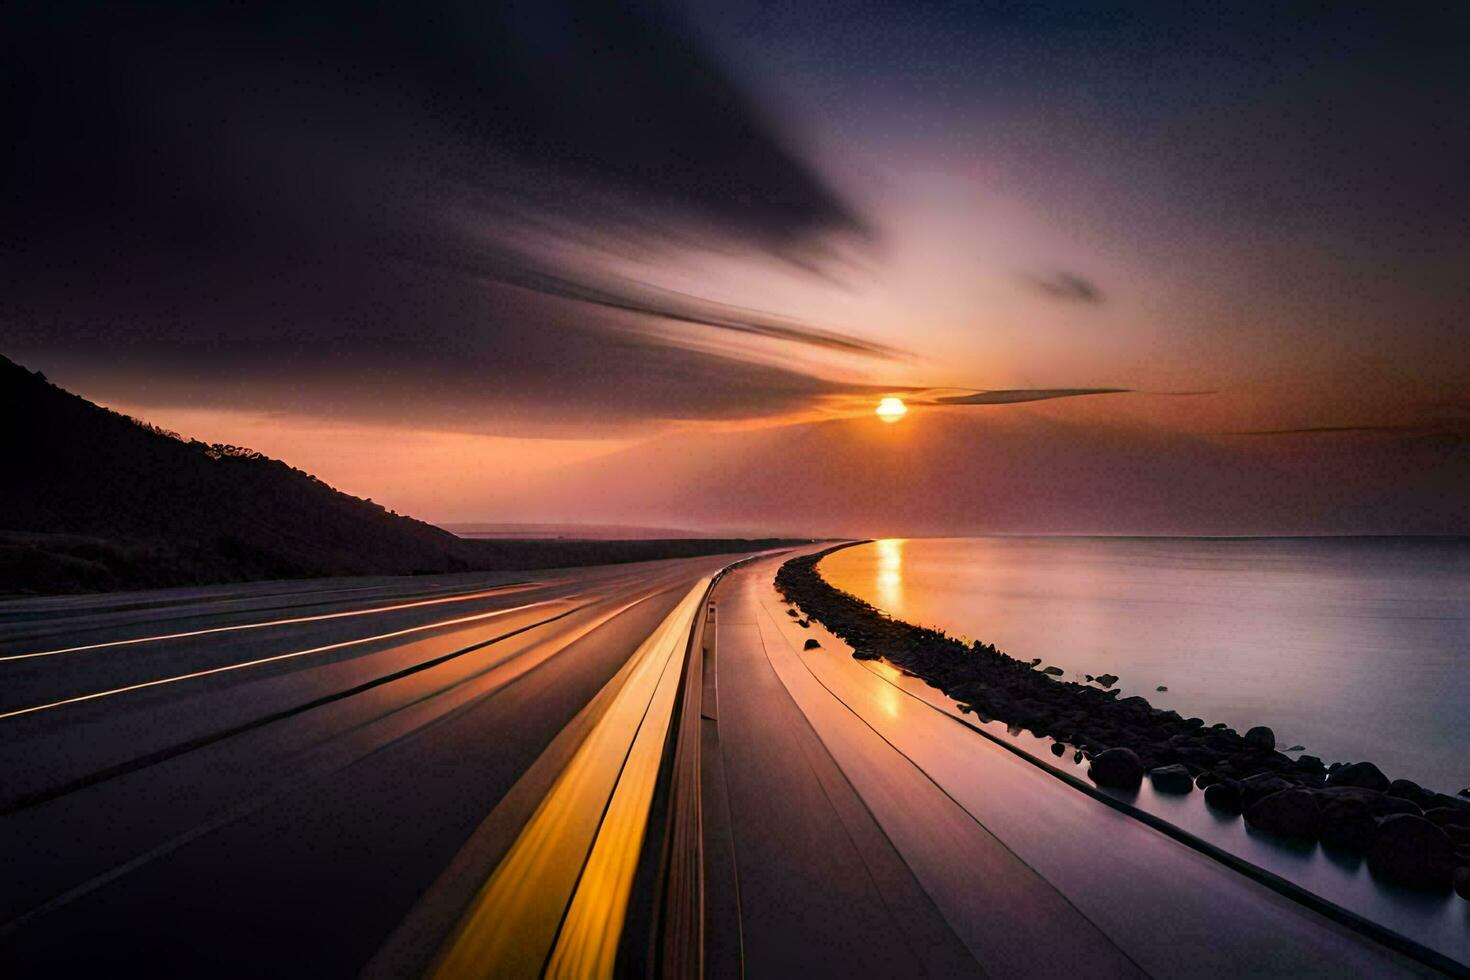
[431,578,710,980]
[0,582,543,663]
[0,599,560,723]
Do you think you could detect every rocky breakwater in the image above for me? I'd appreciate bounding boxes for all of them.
[777,548,1470,898]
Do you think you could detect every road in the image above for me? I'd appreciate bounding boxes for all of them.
[0,547,1450,977]
[0,555,736,975]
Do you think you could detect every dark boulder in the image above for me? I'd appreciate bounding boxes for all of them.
[1246,789,1321,840]
[1456,866,1470,901]
[1243,726,1275,751]
[1050,742,1066,757]
[1095,673,1118,688]
[1156,685,1168,692]
[1283,744,1305,752]
[1425,807,1470,829]
[1149,764,1194,794]
[796,619,810,628]
[1040,665,1064,676]
[1204,780,1244,814]
[1196,770,1221,789]
[1240,773,1296,805]
[1327,761,1390,792]
[803,638,821,650]
[1089,747,1144,789]
[1320,799,1377,853]
[786,608,799,617]
[1388,778,1438,810]
[1367,815,1454,890]
[1315,786,1419,818]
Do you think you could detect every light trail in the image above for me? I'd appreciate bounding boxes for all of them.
[0,582,542,663]
[0,598,562,723]
[431,579,710,980]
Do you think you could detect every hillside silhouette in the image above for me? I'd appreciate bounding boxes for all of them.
[0,356,792,593]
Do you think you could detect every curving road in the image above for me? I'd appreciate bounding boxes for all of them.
[0,547,1451,977]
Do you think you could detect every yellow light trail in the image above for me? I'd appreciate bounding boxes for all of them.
[0,599,560,723]
[431,579,709,980]
[0,581,541,663]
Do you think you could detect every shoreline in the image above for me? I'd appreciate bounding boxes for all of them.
[776,544,1470,902]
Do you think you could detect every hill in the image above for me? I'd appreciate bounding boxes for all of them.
[0,356,796,593]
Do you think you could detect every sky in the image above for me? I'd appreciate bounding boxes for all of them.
[4,1,1468,535]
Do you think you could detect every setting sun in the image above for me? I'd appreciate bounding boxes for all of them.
[876,396,908,423]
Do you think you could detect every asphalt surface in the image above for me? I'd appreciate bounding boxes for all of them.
[0,556,734,975]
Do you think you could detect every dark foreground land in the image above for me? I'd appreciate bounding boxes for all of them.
[0,355,802,594]
[777,546,1470,902]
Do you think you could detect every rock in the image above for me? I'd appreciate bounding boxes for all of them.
[1073,750,1084,763]
[1367,815,1455,890]
[1196,770,1221,789]
[1041,665,1064,676]
[1246,789,1321,840]
[786,608,799,618]
[1327,761,1390,792]
[1240,773,1296,804]
[1315,786,1420,818]
[1094,673,1118,688]
[1425,807,1470,829]
[1243,726,1275,751]
[1387,779,1437,810]
[1029,657,1043,666]
[1050,742,1066,757]
[1320,799,1377,852]
[1149,763,1194,794]
[1156,685,1168,692]
[1205,780,1244,814]
[1089,747,1144,789]
[1283,745,1305,753]
[1297,754,1325,771]
[803,638,821,650]
[1456,866,1470,901]
[796,619,809,628]
[1459,788,1470,799]
[1084,674,1094,682]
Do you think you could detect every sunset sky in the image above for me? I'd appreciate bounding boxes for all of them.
[4,2,1467,535]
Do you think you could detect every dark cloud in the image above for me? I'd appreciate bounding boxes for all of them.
[0,0,874,426]
[1026,272,1104,304]
[442,258,904,360]
[927,388,1129,406]
[1228,424,1466,438]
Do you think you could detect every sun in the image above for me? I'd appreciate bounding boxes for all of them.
[875,396,908,423]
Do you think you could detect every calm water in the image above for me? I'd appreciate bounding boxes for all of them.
[822,537,1470,794]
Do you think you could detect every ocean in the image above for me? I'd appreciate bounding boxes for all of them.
[820,536,1469,795]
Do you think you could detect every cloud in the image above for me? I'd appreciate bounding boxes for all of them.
[925,388,1129,406]
[1026,271,1104,304]
[0,0,875,427]
[1227,424,1465,438]
[464,263,905,360]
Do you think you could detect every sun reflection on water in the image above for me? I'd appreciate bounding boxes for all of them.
[875,537,905,612]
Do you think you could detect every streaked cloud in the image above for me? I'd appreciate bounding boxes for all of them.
[1025,272,1104,304]
[926,388,1129,406]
